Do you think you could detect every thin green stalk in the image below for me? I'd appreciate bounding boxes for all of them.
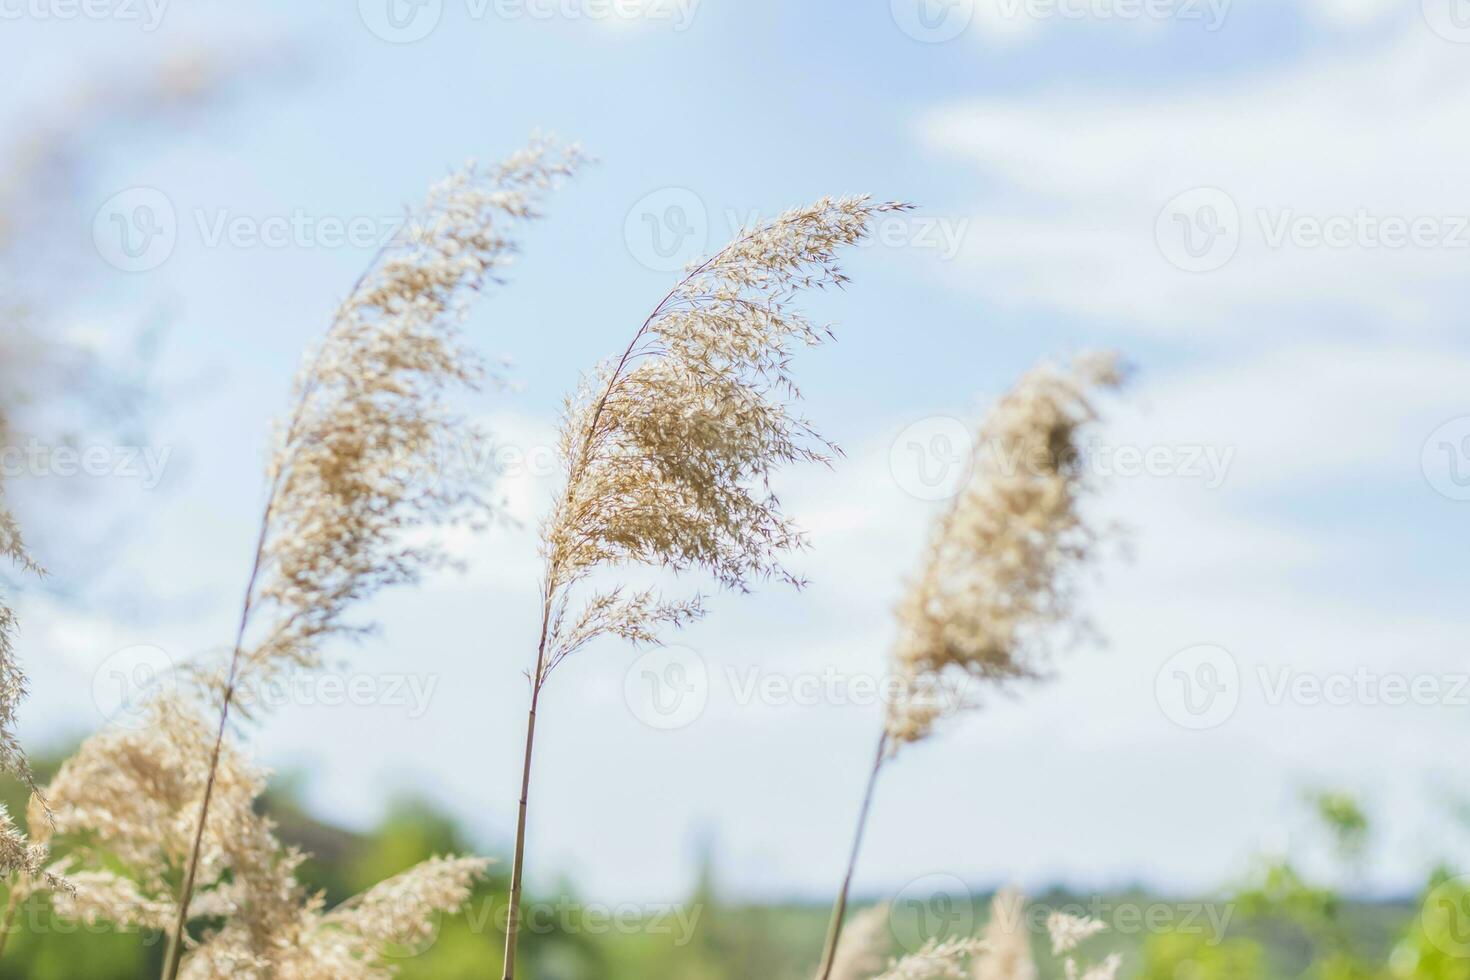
[816,730,890,980]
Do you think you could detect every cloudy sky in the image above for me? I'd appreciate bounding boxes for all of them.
[2,0,1469,907]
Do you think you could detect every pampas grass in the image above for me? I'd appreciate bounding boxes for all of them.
[0,124,1141,978]
[500,195,910,979]
[817,354,1125,980]
[33,694,488,978]
[159,136,581,980]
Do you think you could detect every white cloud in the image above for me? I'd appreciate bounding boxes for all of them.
[966,0,1398,43]
[922,23,1470,337]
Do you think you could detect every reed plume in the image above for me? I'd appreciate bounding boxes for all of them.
[0,412,55,959]
[972,890,1036,980]
[32,695,487,978]
[160,136,581,980]
[1047,911,1121,980]
[874,937,989,980]
[816,354,1124,980]
[828,903,893,980]
[501,196,908,979]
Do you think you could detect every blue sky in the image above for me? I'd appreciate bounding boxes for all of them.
[3,0,1470,907]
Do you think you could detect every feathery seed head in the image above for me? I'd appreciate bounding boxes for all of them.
[972,889,1037,980]
[43,694,487,977]
[885,353,1125,746]
[874,936,989,980]
[540,196,911,670]
[203,138,583,703]
[827,903,893,980]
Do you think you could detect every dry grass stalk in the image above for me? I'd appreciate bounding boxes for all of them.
[817,354,1124,980]
[32,695,487,978]
[501,196,908,980]
[827,902,893,980]
[159,136,582,980]
[972,890,1036,980]
[0,403,54,929]
[874,937,989,980]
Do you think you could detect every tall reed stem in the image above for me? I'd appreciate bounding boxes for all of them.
[157,255,379,980]
[499,237,748,980]
[158,515,273,980]
[501,597,553,980]
[816,730,890,980]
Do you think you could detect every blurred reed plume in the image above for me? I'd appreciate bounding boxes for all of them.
[501,196,910,979]
[973,890,1036,980]
[1046,910,1122,980]
[30,694,487,978]
[818,888,1118,980]
[159,136,582,980]
[816,354,1125,980]
[0,409,49,900]
[828,902,892,980]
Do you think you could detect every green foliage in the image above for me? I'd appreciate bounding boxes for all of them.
[1137,932,1266,980]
